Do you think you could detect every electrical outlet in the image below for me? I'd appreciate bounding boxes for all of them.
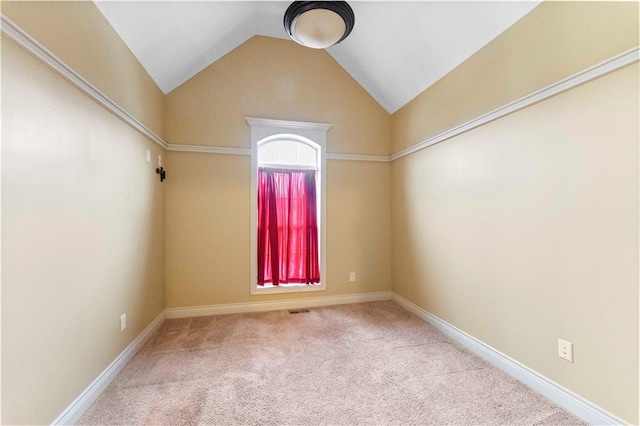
[120,314,127,332]
[349,272,356,282]
[558,339,573,362]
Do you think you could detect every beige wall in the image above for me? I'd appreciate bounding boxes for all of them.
[389,3,639,422]
[165,36,392,308]
[2,1,638,424]
[392,1,640,154]
[391,62,639,423]
[164,36,391,156]
[1,32,165,426]
[1,0,165,137]
[165,153,391,306]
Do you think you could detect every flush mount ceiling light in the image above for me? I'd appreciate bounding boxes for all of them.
[284,1,355,49]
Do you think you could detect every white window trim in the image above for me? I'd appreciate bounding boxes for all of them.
[247,117,330,295]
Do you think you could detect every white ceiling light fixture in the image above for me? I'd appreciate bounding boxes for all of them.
[284,1,355,49]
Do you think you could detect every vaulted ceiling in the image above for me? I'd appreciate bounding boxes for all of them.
[94,1,540,114]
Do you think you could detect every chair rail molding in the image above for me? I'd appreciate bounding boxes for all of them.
[1,14,168,149]
[4,15,636,163]
[390,46,640,161]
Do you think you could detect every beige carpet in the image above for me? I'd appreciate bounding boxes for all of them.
[79,301,584,425]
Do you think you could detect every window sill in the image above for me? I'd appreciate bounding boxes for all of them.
[251,283,326,295]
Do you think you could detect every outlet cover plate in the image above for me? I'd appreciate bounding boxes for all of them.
[558,338,573,362]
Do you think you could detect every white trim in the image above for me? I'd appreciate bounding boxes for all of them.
[259,163,318,171]
[257,133,321,169]
[390,46,640,161]
[246,117,332,132]
[166,144,250,156]
[169,41,639,164]
[4,12,636,163]
[0,14,168,150]
[166,291,392,319]
[51,312,166,426]
[248,118,329,296]
[251,283,327,295]
[391,293,626,426]
[49,293,625,424]
[165,144,390,162]
[326,153,391,162]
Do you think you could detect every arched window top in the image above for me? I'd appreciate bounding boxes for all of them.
[258,134,320,169]
[257,133,320,150]
[248,117,328,295]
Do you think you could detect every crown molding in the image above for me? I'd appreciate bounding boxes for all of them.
[390,46,640,161]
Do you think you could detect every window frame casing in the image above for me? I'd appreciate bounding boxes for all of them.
[247,117,329,295]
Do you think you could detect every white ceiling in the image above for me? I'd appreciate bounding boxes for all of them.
[94,1,540,114]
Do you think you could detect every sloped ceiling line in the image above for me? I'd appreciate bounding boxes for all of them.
[390,46,640,161]
[0,14,167,149]
[7,13,634,163]
[93,1,541,113]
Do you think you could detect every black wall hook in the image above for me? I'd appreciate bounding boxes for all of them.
[156,166,166,182]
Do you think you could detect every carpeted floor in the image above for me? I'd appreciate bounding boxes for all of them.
[79,301,584,425]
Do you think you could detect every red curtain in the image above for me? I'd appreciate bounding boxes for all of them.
[257,167,320,286]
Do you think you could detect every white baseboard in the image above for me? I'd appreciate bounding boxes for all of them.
[166,291,392,319]
[391,293,625,426]
[53,293,623,425]
[51,312,166,425]
[50,293,390,423]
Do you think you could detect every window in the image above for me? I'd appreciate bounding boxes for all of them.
[248,118,329,295]
[257,150,319,286]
